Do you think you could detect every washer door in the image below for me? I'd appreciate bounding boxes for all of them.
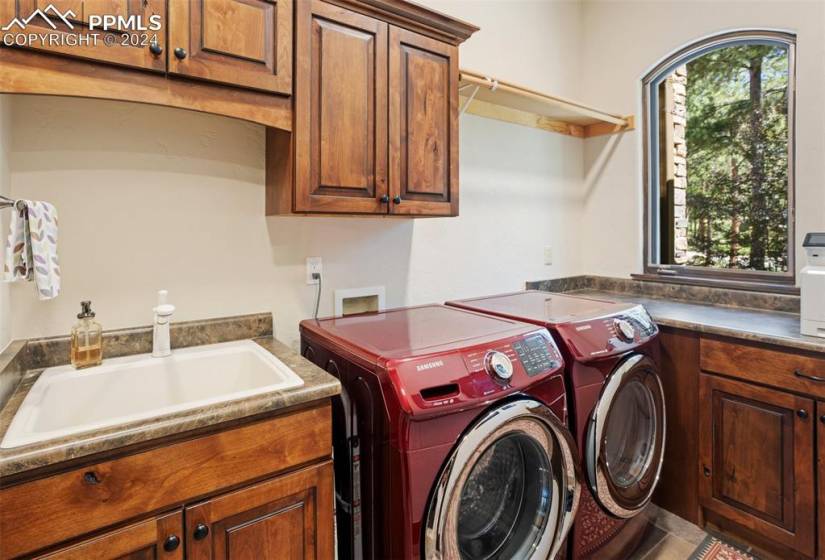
[585,354,665,518]
[424,399,581,560]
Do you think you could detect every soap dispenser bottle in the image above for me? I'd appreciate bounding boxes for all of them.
[71,300,103,369]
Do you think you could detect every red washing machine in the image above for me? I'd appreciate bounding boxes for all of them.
[300,305,582,560]
[447,291,665,559]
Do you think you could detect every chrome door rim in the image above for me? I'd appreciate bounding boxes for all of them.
[423,399,581,560]
[585,354,666,518]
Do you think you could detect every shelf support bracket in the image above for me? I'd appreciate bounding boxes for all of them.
[459,84,480,116]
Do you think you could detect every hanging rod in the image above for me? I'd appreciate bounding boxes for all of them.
[458,69,634,138]
[0,195,21,210]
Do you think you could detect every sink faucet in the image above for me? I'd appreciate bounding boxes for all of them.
[152,290,176,358]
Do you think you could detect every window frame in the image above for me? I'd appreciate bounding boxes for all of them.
[641,29,797,291]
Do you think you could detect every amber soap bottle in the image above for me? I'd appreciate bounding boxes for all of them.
[70,301,103,369]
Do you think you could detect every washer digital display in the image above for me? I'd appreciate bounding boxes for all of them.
[512,335,558,377]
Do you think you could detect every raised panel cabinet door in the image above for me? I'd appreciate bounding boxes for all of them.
[0,0,166,71]
[389,26,458,216]
[186,461,334,560]
[34,510,183,560]
[168,0,292,94]
[292,0,388,214]
[698,373,815,557]
[818,402,825,560]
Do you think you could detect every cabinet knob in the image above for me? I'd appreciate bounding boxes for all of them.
[380,195,389,203]
[149,40,163,56]
[703,466,711,477]
[193,523,210,540]
[820,414,825,424]
[174,48,187,60]
[163,535,180,552]
[83,471,101,485]
[798,409,809,420]
[392,196,402,204]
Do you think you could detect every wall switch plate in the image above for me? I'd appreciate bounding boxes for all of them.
[544,246,553,265]
[306,257,323,284]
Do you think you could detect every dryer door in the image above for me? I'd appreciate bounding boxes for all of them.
[424,399,581,560]
[585,353,666,518]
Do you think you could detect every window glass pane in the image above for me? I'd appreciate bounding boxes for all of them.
[652,39,791,274]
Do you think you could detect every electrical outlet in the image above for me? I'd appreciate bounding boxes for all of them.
[544,246,553,265]
[306,257,323,284]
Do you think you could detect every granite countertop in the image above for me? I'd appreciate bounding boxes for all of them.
[0,328,340,479]
[571,289,825,354]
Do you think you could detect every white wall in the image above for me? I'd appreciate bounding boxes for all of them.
[423,0,583,99]
[579,0,825,279]
[0,96,10,351]
[6,0,587,349]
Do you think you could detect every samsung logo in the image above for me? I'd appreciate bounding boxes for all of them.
[575,325,592,331]
[416,360,445,371]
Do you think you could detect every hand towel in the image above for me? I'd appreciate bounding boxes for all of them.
[3,200,61,300]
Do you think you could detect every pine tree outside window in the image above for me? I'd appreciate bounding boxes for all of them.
[642,30,796,290]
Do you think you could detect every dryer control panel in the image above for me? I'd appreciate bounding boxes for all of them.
[389,329,565,417]
[555,304,658,361]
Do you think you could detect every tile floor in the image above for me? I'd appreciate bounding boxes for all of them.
[631,506,767,560]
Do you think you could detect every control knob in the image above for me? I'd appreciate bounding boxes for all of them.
[614,318,636,342]
[485,351,513,382]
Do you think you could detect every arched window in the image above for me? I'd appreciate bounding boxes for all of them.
[642,30,795,288]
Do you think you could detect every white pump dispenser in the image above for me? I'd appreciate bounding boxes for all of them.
[152,290,176,358]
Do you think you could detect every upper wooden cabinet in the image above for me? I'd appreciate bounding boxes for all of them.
[266,0,476,216]
[291,0,388,214]
[0,0,476,209]
[389,26,458,216]
[0,0,167,71]
[699,373,815,558]
[168,0,292,94]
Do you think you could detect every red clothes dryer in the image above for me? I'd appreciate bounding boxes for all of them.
[447,291,665,560]
[300,305,582,560]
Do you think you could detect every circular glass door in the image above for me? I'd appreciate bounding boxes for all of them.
[424,400,581,560]
[585,354,665,518]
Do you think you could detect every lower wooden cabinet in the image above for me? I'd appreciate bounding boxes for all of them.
[818,401,825,560]
[699,373,815,558]
[0,403,333,560]
[34,511,184,560]
[186,462,334,560]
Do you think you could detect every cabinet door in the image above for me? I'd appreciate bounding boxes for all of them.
[818,402,825,560]
[292,0,388,214]
[186,462,334,560]
[35,511,183,560]
[168,0,291,94]
[0,0,166,71]
[389,26,458,216]
[699,374,815,557]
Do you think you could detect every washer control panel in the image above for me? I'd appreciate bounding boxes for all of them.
[556,304,658,361]
[512,334,562,376]
[394,329,565,416]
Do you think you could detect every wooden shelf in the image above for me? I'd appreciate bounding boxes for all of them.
[459,69,634,138]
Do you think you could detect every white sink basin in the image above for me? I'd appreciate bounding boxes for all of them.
[1,340,304,449]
